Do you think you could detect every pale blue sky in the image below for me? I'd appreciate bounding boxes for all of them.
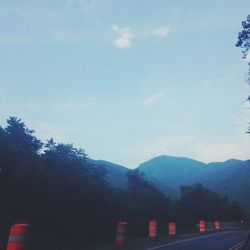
[0,0,250,167]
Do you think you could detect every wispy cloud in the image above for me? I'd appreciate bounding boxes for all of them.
[112,25,133,49]
[153,27,170,37]
[123,135,250,167]
[112,25,170,49]
[143,91,166,105]
[202,74,233,86]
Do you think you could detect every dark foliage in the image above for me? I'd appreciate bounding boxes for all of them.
[0,117,246,249]
[174,183,245,224]
[236,14,250,82]
[236,15,250,133]
[124,170,172,238]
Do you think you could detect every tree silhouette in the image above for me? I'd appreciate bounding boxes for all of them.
[236,15,250,133]
[0,117,246,249]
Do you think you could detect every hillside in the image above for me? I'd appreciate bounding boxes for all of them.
[201,159,250,208]
[97,155,250,209]
[137,155,208,196]
[91,159,128,188]
[137,156,250,209]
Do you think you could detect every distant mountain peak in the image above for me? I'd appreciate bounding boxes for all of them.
[88,156,250,209]
[138,155,206,167]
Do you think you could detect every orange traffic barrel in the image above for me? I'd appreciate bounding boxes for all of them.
[149,220,157,240]
[214,220,221,230]
[199,220,206,233]
[6,221,30,250]
[169,222,176,237]
[116,221,127,247]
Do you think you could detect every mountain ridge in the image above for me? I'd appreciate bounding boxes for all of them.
[93,155,250,209]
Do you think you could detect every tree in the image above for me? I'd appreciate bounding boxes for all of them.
[0,117,43,248]
[125,170,172,237]
[236,15,250,133]
[0,117,114,248]
[236,15,250,82]
[174,183,245,225]
[5,117,43,155]
[0,117,247,248]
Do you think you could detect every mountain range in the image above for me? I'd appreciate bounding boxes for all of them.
[92,155,250,210]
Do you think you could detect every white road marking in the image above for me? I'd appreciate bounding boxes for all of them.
[229,240,246,250]
[145,231,240,250]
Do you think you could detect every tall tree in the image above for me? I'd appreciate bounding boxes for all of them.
[236,14,250,82]
[5,116,43,155]
[236,15,250,133]
[125,170,172,237]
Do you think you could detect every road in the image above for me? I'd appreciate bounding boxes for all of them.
[145,230,250,250]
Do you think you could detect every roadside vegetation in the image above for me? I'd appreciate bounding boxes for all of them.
[0,117,246,249]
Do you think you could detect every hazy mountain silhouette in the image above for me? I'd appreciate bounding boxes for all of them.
[201,159,250,208]
[97,155,250,209]
[137,155,207,196]
[89,159,128,188]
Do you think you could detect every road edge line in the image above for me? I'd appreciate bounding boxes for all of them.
[145,231,234,250]
[229,240,246,250]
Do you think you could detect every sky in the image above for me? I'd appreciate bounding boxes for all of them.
[0,0,250,168]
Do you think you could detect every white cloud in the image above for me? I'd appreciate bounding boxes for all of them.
[112,25,133,49]
[144,91,166,105]
[112,25,170,49]
[114,36,132,49]
[153,27,170,37]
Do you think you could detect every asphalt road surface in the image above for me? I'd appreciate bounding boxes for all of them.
[144,230,250,250]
